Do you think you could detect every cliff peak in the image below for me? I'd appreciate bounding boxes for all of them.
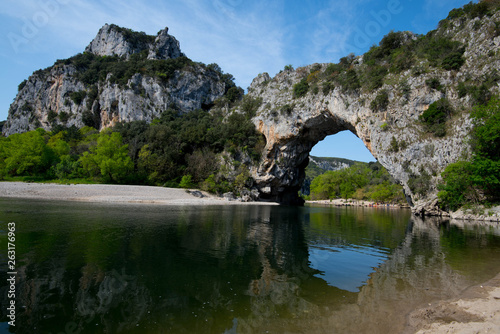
[85,24,183,60]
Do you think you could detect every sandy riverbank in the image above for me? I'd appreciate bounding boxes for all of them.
[405,272,500,333]
[0,181,276,206]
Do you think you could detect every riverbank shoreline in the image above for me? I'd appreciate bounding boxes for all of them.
[308,198,500,223]
[307,198,410,209]
[0,181,277,206]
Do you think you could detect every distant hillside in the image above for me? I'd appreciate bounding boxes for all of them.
[301,156,362,195]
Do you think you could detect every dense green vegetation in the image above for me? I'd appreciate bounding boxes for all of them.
[306,162,406,205]
[315,29,467,96]
[300,156,358,196]
[0,105,265,195]
[108,24,155,50]
[441,0,500,26]
[55,51,231,89]
[438,97,500,211]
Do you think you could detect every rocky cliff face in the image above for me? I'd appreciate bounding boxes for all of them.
[85,24,184,60]
[247,10,500,212]
[309,156,353,172]
[2,24,229,135]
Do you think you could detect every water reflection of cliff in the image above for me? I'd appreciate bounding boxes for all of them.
[2,200,500,334]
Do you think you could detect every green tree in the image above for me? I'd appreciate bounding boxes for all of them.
[2,129,56,176]
[370,184,394,203]
[79,131,133,183]
[53,155,82,179]
[309,162,405,204]
[201,174,218,193]
[47,131,70,158]
[234,168,252,193]
[470,97,500,160]
[310,171,338,199]
[293,79,309,98]
[438,161,476,210]
[0,137,8,179]
[137,144,162,184]
[419,98,453,137]
[179,175,194,189]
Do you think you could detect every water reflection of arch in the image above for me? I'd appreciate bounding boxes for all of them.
[243,210,500,333]
[241,206,357,332]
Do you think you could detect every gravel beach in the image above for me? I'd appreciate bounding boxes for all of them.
[0,181,274,205]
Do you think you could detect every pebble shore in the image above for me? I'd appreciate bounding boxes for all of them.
[0,182,275,206]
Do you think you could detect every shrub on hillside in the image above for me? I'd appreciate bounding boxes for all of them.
[370,90,389,112]
[293,79,309,98]
[419,98,454,137]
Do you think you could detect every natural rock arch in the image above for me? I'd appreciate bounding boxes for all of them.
[247,69,470,213]
[255,109,361,205]
[251,83,376,206]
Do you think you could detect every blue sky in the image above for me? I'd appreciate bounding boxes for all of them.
[0,0,473,161]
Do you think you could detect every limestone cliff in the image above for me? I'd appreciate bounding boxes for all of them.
[2,24,231,135]
[308,156,354,172]
[246,8,500,213]
[85,24,184,60]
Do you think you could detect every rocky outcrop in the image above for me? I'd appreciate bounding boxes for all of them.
[2,24,228,135]
[85,24,184,60]
[147,27,184,60]
[247,10,500,212]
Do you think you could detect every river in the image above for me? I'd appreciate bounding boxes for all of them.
[1,198,500,333]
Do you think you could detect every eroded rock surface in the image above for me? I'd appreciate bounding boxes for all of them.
[247,12,500,212]
[2,24,228,135]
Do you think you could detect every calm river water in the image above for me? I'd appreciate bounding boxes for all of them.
[1,198,500,334]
